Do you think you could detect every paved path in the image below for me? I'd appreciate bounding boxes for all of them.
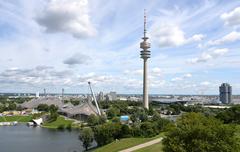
[119,137,163,152]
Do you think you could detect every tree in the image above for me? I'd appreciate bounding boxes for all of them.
[107,107,120,119]
[94,124,113,146]
[93,123,122,146]
[37,104,49,111]
[148,106,154,115]
[87,114,99,126]
[49,104,58,113]
[47,105,59,122]
[9,103,17,110]
[216,105,240,124]
[140,122,157,137]
[79,127,94,151]
[120,124,131,138]
[163,112,239,152]
[99,115,107,124]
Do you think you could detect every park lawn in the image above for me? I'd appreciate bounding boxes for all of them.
[134,143,163,152]
[0,115,32,122]
[42,116,73,129]
[94,133,164,152]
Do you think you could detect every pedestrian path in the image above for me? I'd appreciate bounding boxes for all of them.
[119,137,163,152]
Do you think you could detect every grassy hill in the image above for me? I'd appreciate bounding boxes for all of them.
[94,133,164,152]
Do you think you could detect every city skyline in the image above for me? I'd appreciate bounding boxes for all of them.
[0,0,240,94]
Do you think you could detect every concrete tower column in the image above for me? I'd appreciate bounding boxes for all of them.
[143,59,149,109]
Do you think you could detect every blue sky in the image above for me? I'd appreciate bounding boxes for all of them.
[0,0,240,94]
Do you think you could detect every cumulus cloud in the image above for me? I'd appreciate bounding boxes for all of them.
[187,48,229,64]
[151,24,204,47]
[151,67,163,77]
[36,0,97,38]
[78,72,114,85]
[171,73,192,82]
[208,31,240,45]
[0,66,73,86]
[63,53,91,66]
[200,81,211,86]
[221,7,240,27]
[124,68,163,78]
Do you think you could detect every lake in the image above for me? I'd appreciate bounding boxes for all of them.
[0,125,96,152]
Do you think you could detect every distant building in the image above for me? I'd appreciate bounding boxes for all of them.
[219,83,232,104]
[109,92,117,101]
[106,92,117,101]
[36,92,39,98]
[97,91,104,101]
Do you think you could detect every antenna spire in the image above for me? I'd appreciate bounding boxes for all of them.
[144,9,147,37]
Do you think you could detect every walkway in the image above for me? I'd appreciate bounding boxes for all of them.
[119,137,163,152]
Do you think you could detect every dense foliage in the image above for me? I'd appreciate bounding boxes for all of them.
[87,114,106,126]
[79,127,94,151]
[216,105,240,124]
[163,112,240,152]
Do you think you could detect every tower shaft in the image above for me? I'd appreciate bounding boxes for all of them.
[143,59,149,109]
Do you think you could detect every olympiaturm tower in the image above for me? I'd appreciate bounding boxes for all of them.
[140,10,150,109]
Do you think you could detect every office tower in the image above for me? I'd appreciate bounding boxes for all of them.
[219,83,232,104]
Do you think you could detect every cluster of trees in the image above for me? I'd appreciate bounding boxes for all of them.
[0,102,17,112]
[79,112,173,150]
[99,100,142,109]
[163,112,240,152]
[64,99,81,106]
[87,114,106,126]
[0,96,31,112]
[0,96,32,104]
[37,104,59,122]
[216,105,240,124]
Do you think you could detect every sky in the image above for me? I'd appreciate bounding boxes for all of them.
[0,0,240,95]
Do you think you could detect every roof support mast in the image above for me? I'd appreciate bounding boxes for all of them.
[88,82,101,116]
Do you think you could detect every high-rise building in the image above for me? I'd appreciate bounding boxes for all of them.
[140,10,150,109]
[36,92,40,98]
[98,91,104,101]
[109,92,117,101]
[62,88,64,102]
[219,83,232,104]
[43,88,46,97]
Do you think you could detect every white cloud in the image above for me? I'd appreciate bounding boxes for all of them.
[183,73,192,78]
[36,0,96,38]
[200,81,211,86]
[221,7,240,27]
[151,67,163,77]
[171,73,192,82]
[187,48,229,64]
[151,24,204,47]
[208,31,240,45]
[63,53,91,66]
[188,34,205,42]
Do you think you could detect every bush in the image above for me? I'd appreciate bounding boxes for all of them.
[93,122,122,146]
[140,122,157,137]
[37,104,49,112]
[66,124,72,131]
[87,114,100,126]
[57,124,65,130]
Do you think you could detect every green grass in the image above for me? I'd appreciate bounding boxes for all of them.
[94,133,164,152]
[134,143,163,152]
[42,116,73,129]
[0,115,32,122]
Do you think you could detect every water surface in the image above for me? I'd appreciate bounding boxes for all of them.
[0,125,95,152]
